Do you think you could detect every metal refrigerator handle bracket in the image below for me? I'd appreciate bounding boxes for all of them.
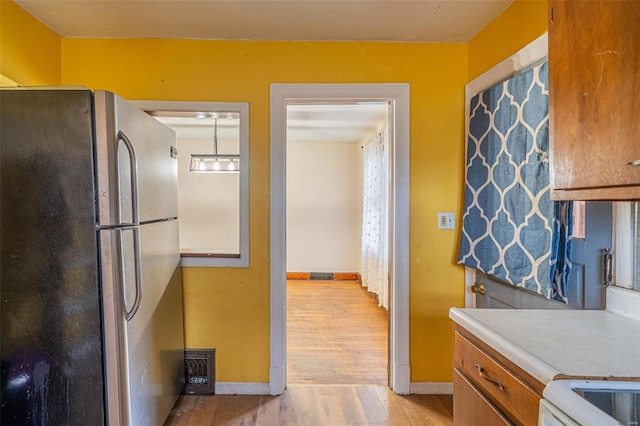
[117,131,142,321]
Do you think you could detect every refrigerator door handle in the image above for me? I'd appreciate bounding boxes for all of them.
[117,130,140,225]
[124,227,143,321]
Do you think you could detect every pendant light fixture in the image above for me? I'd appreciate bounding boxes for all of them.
[190,113,240,173]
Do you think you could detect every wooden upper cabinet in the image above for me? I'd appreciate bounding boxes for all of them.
[549,0,640,200]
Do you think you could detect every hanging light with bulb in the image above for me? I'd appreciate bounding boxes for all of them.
[190,113,240,173]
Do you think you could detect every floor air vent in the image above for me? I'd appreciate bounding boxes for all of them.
[310,272,334,280]
[184,349,215,395]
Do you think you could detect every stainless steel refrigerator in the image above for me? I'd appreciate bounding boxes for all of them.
[0,88,185,425]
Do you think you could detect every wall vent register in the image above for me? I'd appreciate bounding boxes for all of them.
[183,349,215,395]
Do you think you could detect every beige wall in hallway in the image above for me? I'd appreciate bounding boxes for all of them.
[286,140,362,272]
[176,136,240,252]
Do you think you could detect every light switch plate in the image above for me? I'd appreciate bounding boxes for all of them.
[438,212,455,229]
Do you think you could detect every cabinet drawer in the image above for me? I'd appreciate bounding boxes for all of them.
[454,369,512,426]
[454,331,540,426]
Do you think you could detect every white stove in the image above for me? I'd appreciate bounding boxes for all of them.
[540,380,640,426]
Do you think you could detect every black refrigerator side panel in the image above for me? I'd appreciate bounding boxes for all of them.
[0,90,106,425]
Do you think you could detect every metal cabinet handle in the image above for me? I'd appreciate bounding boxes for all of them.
[603,248,613,286]
[471,283,486,295]
[474,364,504,390]
[628,160,640,166]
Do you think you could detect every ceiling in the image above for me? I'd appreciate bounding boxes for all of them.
[151,104,389,144]
[150,111,241,140]
[15,0,512,143]
[16,0,512,43]
[288,104,389,144]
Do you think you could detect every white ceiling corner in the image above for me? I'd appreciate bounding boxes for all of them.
[15,0,513,43]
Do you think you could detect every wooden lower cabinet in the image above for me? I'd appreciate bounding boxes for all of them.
[453,327,543,426]
[454,369,512,425]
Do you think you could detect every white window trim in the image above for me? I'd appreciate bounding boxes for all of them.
[133,100,250,268]
[463,33,549,307]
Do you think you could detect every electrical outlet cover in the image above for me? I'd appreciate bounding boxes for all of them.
[438,212,455,229]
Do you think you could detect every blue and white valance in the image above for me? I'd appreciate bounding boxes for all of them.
[459,61,570,299]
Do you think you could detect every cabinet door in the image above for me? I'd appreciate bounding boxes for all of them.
[549,0,640,199]
[454,369,513,426]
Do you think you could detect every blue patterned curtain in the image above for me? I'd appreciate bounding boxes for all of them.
[459,61,572,300]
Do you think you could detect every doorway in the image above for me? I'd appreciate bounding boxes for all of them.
[285,102,389,385]
[269,83,411,395]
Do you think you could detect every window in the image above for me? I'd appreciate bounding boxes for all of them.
[134,101,249,267]
[614,202,639,290]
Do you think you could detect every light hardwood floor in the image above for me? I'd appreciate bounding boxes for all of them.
[164,384,453,425]
[164,280,454,425]
[287,280,388,385]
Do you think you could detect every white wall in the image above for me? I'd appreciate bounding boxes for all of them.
[286,140,363,272]
[177,137,240,252]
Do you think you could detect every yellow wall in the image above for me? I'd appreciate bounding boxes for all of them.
[0,0,61,85]
[410,0,548,382]
[1,0,548,384]
[468,0,548,81]
[61,39,468,382]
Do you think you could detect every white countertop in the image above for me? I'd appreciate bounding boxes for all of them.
[449,287,640,385]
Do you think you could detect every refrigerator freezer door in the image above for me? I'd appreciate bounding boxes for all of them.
[95,91,178,226]
[0,89,106,424]
[101,219,185,425]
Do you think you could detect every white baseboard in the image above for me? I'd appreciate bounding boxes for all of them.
[215,382,270,395]
[269,366,285,395]
[410,382,453,394]
[392,363,411,395]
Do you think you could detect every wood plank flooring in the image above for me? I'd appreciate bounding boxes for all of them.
[164,385,454,425]
[164,279,454,425]
[287,280,388,385]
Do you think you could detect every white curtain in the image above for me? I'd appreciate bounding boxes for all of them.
[361,130,389,309]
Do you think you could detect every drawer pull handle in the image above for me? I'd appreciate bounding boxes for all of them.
[474,364,505,390]
[628,160,640,166]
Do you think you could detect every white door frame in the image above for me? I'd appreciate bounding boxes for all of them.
[269,83,411,395]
